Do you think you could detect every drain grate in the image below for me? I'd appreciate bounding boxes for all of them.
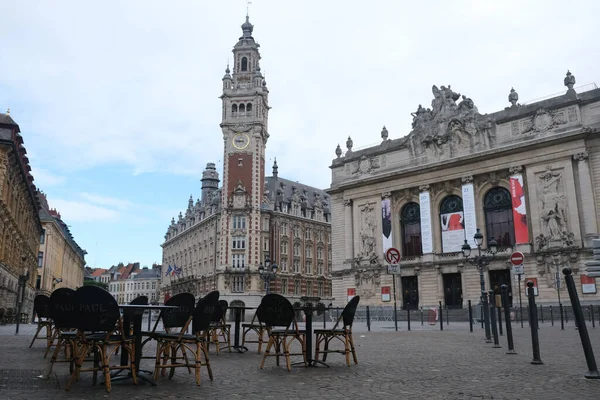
[0,369,59,391]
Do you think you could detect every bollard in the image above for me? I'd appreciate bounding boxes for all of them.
[446,305,449,326]
[565,305,569,324]
[407,305,411,331]
[563,268,600,379]
[488,291,501,348]
[421,307,424,326]
[550,305,554,326]
[323,307,327,329]
[540,304,544,324]
[592,305,596,329]
[366,306,371,332]
[560,303,565,330]
[482,291,492,343]
[527,281,543,364]
[147,310,152,331]
[468,300,473,332]
[501,285,517,354]
[439,301,444,331]
[480,304,484,329]
[497,306,503,336]
[589,306,592,323]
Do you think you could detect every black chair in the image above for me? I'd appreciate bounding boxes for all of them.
[207,300,231,354]
[46,288,78,374]
[153,291,219,385]
[241,305,266,353]
[29,294,53,350]
[258,294,306,371]
[314,296,360,366]
[65,286,136,393]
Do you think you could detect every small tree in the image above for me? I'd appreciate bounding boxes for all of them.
[83,280,108,290]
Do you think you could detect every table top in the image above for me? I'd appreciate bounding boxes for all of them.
[119,304,178,309]
[228,306,256,310]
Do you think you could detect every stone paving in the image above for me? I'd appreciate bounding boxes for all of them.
[1,320,599,399]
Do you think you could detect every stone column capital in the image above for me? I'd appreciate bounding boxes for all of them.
[381,191,391,199]
[461,175,473,184]
[419,184,430,192]
[343,199,353,207]
[573,152,589,163]
[509,165,523,175]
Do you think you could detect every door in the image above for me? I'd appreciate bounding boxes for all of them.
[401,276,419,310]
[489,269,513,307]
[443,273,463,309]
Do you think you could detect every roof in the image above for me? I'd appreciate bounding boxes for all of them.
[133,267,161,280]
[0,112,18,126]
[264,175,330,212]
[39,199,87,261]
[91,269,107,277]
[108,262,141,280]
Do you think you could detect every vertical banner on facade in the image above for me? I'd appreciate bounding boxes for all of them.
[347,288,356,302]
[440,211,465,252]
[510,174,529,244]
[381,197,393,256]
[419,191,433,253]
[462,183,477,247]
[581,275,597,294]
[381,286,391,302]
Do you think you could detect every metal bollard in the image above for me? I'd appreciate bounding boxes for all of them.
[468,300,473,332]
[589,306,592,323]
[560,303,565,330]
[527,281,543,364]
[488,291,500,348]
[592,305,596,329]
[407,305,411,331]
[563,268,600,379]
[480,304,484,329]
[421,307,424,326]
[366,306,371,332]
[540,305,544,324]
[502,285,517,354]
[323,307,327,329]
[497,306,503,336]
[445,305,449,326]
[550,305,554,326]
[439,301,444,331]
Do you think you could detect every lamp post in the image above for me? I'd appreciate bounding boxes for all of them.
[258,256,278,294]
[462,228,498,343]
[52,277,63,290]
[15,255,31,335]
[551,252,567,330]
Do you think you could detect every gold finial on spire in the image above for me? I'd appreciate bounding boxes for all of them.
[246,0,252,17]
[6,107,10,114]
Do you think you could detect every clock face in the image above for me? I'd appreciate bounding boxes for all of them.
[232,132,250,150]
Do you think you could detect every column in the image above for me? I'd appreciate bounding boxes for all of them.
[344,199,354,260]
[573,152,599,246]
[419,185,433,254]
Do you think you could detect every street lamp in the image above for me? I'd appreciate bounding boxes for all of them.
[52,277,63,289]
[258,256,278,294]
[462,228,498,343]
[15,256,31,335]
[551,251,567,330]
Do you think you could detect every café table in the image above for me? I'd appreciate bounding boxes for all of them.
[292,304,328,368]
[228,306,256,353]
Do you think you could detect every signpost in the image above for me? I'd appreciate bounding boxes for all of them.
[385,248,401,331]
[510,251,525,328]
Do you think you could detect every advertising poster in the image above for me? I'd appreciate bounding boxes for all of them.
[525,277,538,296]
[347,288,356,302]
[440,211,465,253]
[581,275,597,294]
[381,198,393,256]
[510,174,529,244]
[381,286,391,302]
[419,191,433,253]
[462,183,477,247]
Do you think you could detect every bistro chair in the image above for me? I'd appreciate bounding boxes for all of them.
[207,300,231,354]
[241,305,266,353]
[153,291,219,385]
[258,294,306,371]
[29,294,53,350]
[114,295,148,357]
[46,288,78,374]
[314,296,360,367]
[65,286,137,393]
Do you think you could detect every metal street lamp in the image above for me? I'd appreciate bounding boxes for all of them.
[258,256,278,294]
[462,228,498,343]
[551,251,568,330]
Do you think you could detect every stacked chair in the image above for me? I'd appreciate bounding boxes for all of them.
[241,305,266,353]
[314,295,360,366]
[46,288,78,373]
[207,300,231,354]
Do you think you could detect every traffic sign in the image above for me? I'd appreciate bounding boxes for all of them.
[510,251,525,266]
[512,264,524,275]
[385,247,401,264]
[387,265,401,275]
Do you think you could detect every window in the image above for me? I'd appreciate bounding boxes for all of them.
[281,203,289,213]
[401,202,422,257]
[306,281,312,296]
[151,293,156,301]
[280,259,287,272]
[246,103,252,115]
[146,282,150,289]
[152,282,156,289]
[238,158,243,167]
[232,254,245,269]
[36,275,41,290]
[40,229,46,244]
[233,216,246,229]
[294,280,301,295]
[232,276,245,293]
[232,104,238,116]
[239,103,246,113]
[241,57,248,72]
[317,231,323,242]
[306,261,312,275]
[305,228,311,240]
[281,278,288,294]
[293,225,300,238]
[281,241,288,254]
[484,187,515,247]
[37,251,43,268]
[281,222,288,236]
[318,281,324,297]
[293,243,300,257]
[293,260,300,273]
[232,237,246,249]
[305,246,312,258]
[317,262,323,275]
[317,247,323,259]
[263,240,268,251]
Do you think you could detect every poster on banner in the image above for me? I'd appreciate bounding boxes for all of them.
[462,184,478,247]
[525,277,538,296]
[419,191,433,253]
[441,211,465,253]
[381,198,393,256]
[347,288,356,302]
[381,286,391,302]
[510,174,529,244]
[581,275,597,294]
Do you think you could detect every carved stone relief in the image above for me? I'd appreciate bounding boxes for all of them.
[521,108,568,135]
[358,203,377,257]
[348,155,387,177]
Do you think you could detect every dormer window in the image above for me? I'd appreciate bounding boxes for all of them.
[241,57,248,72]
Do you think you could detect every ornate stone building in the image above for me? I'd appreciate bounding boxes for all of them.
[0,111,43,314]
[36,191,86,294]
[161,17,332,307]
[329,72,600,308]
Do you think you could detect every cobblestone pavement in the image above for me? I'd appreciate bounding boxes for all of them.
[1,321,599,399]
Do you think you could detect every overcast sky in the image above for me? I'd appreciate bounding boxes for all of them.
[1,0,598,269]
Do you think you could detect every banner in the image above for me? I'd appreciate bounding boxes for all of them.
[381,198,393,256]
[347,288,356,302]
[441,211,465,252]
[525,277,538,296]
[581,275,597,294]
[381,286,391,302]
[419,191,433,253]
[510,174,529,244]
[462,183,477,247]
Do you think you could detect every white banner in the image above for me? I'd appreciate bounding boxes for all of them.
[381,198,393,256]
[441,211,465,252]
[419,191,433,253]
[462,183,477,247]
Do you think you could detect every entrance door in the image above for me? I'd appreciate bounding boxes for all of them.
[443,273,463,309]
[401,276,419,310]
[489,269,513,307]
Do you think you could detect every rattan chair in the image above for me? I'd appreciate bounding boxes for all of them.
[314,296,360,366]
[207,300,231,354]
[153,291,219,385]
[258,294,306,371]
[29,294,53,351]
[46,288,78,374]
[241,305,266,353]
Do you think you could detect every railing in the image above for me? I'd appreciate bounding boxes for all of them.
[521,83,598,105]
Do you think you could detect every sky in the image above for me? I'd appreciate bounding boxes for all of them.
[1,0,599,269]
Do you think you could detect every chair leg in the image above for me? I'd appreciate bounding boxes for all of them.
[257,328,264,354]
[301,335,307,368]
[181,345,192,374]
[349,334,358,364]
[344,334,351,367]
[128,341,138,385]
[169,343,178,379]
[283,337,291,371]
[44,328,60,358]
[29,324,43,348]
[201,341,213,381]
[101,344,112,393]
[314,333,322,362]
[323,337,331,362]
[153,341,164,381]
[259,337,274,369]
[47,337,64,377]
[66,343,88,391]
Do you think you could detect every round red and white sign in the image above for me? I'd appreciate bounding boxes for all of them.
[510,251,525,266]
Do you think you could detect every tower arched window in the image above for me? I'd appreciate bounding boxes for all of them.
[246,103,252,115]
[439,195,464,253]
[239,104,245,114]
[400,202,422,257]
[231,104,238,116]
[241,57,248,72]
[484,187,514,248]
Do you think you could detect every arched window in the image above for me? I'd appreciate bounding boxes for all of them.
[484,187,514,247]
[241,57,248,72]
[246,103,252,115]
[440,195,464,253]
[400,202,422,257]
[239,104,245,113]
[231,104,238,116]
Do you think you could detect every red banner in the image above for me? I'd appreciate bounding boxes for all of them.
[347,288,356,302]
[510,175,529,244]
[581,275,597,294]
[381,286,391,302]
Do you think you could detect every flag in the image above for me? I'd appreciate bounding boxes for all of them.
[171,264,177,276]
[175,265,182,275]
[165,265,173,276]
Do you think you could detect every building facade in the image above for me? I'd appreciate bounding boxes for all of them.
[328,73,600,308]
[161,17,333,308]
[36,191,86,294]
[0,111,43,315]
[105,262,161,304]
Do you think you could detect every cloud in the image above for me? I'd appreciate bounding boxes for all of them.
[50,199,120,223]
[80,193,134,210]
[30,167,66,188]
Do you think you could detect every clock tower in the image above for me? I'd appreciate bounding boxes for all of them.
[219,16,270,282]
